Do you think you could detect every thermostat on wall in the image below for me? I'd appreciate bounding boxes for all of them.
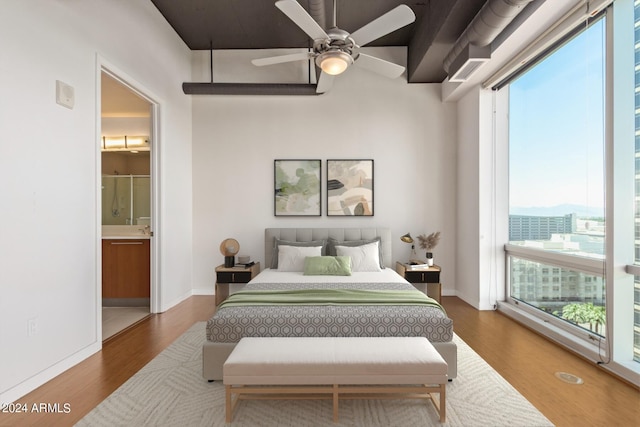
[56,80,75,109]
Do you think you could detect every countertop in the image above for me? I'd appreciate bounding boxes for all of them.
[102,225,151,239]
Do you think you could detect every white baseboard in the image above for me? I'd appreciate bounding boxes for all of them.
[159,290,193,313]
[0,342,101,404]
[191,288,215,296]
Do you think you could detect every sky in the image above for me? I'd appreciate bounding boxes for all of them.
[508,17,606,212]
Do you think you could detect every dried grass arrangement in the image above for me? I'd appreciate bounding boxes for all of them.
[417,232,440,253]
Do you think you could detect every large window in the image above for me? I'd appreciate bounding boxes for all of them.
[633,0,640,362]
[507,17,606,339]
[496,1,639,383]
[490,0,640,385]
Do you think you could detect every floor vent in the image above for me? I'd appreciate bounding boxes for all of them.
[554,371,584,384]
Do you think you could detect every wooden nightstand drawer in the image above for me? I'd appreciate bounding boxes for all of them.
[395,261,442,303]
[216,271,252,283]
[215,262,260,306]
[404,270,440,283]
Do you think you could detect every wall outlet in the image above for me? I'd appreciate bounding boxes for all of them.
[27,318,38,336]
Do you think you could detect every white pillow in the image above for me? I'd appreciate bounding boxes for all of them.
[277,245,322,272]
[335,241,382,272]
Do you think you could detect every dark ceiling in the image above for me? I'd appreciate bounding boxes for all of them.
[150,0,489,83]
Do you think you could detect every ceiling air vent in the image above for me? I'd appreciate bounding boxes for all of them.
[448,44,490,83]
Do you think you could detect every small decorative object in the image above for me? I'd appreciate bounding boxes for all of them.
[274,159,321,216]
[417,232,440,266]
[220,238,240,267]
[327,159,374,216]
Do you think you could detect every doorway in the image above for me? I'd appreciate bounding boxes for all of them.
[99,69,157,340]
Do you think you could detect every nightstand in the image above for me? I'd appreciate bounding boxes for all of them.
[395,261,442,303]
[215,262,260,306]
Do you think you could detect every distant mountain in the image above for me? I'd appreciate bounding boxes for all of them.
[510,204,604,218]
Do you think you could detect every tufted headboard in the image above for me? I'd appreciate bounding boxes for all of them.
[265,227,392,269]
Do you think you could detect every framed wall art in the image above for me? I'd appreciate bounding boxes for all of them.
[274,159,321,216]
[326,159,374,216]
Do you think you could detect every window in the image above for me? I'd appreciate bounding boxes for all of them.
[496,1,638,383]
[633,0,640,362]
[507,15,606,341]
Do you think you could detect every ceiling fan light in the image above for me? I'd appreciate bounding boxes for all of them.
[316,51,353,75]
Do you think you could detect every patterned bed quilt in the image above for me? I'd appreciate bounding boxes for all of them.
[206,269,453,343]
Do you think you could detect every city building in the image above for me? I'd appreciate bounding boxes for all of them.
[509,213,576,241]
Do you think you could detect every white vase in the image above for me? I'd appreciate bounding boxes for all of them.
[426,252,434,267]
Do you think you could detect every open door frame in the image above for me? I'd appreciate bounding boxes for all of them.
[96,56,162,343]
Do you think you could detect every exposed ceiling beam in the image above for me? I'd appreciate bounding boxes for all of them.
[407,0,488,83]
[182,82,321,96]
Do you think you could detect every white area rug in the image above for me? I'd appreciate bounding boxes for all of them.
[76,322,553,426]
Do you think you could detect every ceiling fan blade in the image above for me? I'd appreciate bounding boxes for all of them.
[350,5,416,47]
[252,52,314,66]
[276,0,329,41]
[354,53,405,79]
[316,71,335,94]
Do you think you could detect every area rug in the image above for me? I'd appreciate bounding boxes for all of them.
[76,322,553,427]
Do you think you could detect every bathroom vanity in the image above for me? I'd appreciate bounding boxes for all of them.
[102,226,150,300]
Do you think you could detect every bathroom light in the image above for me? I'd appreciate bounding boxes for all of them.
[316,51,353,75]
[102,136,150,152]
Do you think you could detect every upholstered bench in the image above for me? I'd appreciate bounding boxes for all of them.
[223,336,448,423]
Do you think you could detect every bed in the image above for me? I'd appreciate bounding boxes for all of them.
[203,227,457,380]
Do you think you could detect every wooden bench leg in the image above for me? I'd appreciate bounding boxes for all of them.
[225,385,240,424]
[333,384,339,423]
[426,384,446,423]
[225,385,233,423]
[439,383,446,422]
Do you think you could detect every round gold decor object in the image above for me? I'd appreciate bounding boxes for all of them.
[220,238,240,257]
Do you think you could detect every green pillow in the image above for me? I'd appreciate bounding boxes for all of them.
[303,256,352,276]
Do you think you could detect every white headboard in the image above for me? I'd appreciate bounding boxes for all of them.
[265,227,392,269]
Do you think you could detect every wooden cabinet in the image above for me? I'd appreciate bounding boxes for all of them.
[102,239,150,298]
[395,261,442,303]
[215,263,260,306]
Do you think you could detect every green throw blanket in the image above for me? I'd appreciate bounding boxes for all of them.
[217,288,445,313]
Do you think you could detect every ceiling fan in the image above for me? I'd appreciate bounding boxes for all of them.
[252,0,416,93]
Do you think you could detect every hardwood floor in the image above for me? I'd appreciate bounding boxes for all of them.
[0,296,216,427]
[1,296,638,427]
[445,297,639,427]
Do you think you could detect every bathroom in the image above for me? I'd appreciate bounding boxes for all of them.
[101,72,152,339]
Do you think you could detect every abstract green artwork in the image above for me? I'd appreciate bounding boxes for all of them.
[274,159,321,216]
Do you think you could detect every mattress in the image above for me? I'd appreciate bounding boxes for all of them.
[206,269,453,343]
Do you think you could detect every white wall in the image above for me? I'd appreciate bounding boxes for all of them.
[191,47,458,295]
[102,117,150,136]
[0,0,193,402]
[456,85,509,310]
[456,89,482,307]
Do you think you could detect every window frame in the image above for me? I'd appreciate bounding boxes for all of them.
[491,1,639,384]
